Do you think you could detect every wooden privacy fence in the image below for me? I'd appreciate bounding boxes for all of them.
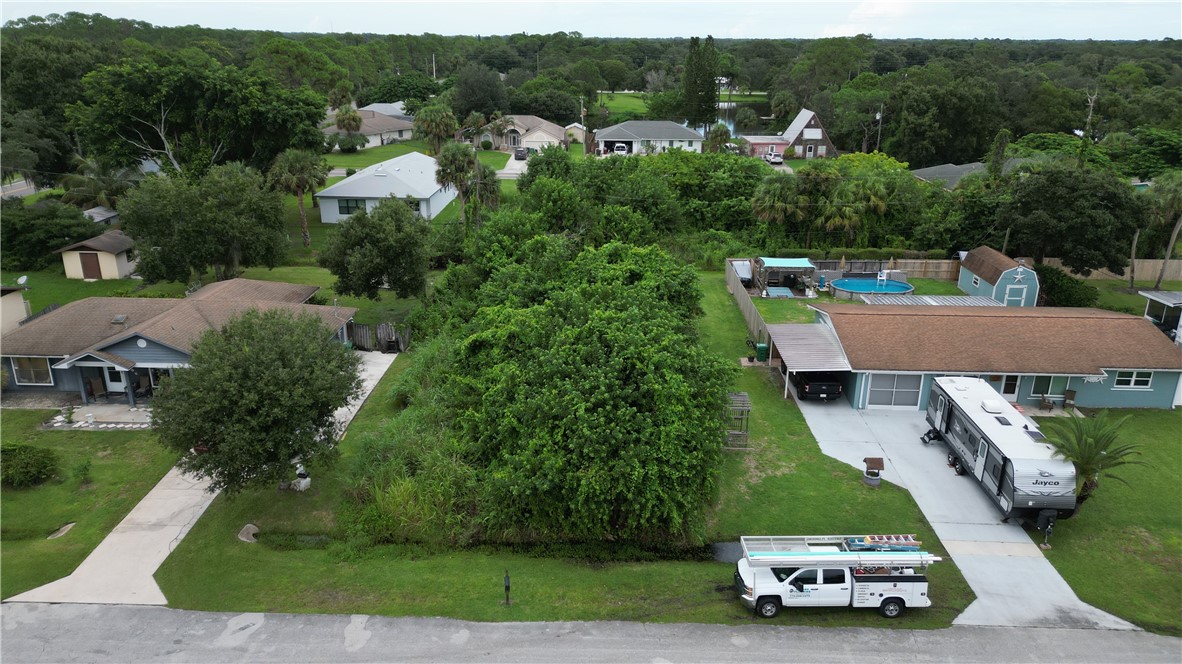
[725,259,768,343]
[812,259,960,280]
[347,322,411,353]
[1044,258,1182,282]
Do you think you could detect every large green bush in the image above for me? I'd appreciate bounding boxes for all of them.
[1034,263,1099,307]
[1,444,60,488]
[0,199,103,271]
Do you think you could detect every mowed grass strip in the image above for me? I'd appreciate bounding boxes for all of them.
[0,410,178,598]
[1038,409,1182,636]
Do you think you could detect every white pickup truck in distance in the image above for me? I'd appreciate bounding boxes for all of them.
[733,535,941,618]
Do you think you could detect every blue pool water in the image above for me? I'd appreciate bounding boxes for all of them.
[831,278,914,294]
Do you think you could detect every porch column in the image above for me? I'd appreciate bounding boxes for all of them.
[78,379,90,405]
[125,371,136,407]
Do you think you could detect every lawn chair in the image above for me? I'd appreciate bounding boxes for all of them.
[1063,389,1077,411]
[87,377,107,402]
[1039,394,1054,411]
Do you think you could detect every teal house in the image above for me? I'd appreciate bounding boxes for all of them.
[958,246,1039,307]
[778,304,1182,411]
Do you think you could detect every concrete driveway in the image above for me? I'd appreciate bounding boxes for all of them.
[497,153,528,179]
[7,351,397,606]
[792,391,1134,630]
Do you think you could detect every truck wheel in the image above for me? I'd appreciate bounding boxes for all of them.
[879,598,904,618]
[953,459,965,475]
[756,597,781,618]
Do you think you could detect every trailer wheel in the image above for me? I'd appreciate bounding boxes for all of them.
[879,598,904,618]
[756,597,781,618]
[952,459,965,475]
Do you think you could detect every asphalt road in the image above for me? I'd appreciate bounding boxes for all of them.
[2,603,1179,663]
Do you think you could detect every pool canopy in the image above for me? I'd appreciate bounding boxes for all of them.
[758,257,816,270]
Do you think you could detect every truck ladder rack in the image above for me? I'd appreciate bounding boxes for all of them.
[741,535,941,569]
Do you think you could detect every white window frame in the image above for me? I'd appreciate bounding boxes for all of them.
[1031,375,1069,398]
[10,357,54,386]
[972,275,981,287]
[1113,371,1153,390]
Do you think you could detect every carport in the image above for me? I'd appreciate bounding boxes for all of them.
[765,324,851,400]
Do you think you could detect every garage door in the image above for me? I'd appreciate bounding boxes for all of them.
[867,373,922,408]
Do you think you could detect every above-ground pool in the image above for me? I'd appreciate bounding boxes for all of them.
[830,278,915,299]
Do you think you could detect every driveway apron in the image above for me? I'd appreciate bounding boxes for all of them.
[793,390,1135,630]
[7,351,397,606]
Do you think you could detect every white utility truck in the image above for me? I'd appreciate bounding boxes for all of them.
[733,534,941,618]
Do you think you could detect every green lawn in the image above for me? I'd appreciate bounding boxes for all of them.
[0,269,188,312]
[327,140,511,172]
[909,278,963,296]
[1037,409,1182,635]
[600,92,768,117]
[1093,279,1182,314]
[154,269,972,628]
[0,410,178,598]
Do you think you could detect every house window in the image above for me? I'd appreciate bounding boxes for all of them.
[668,140,674,147]
[11,357,53,385]
[405,199,421,213]
[972,276,980,287]
[397,130,404,138]
[1032,375,1068,397]
[338,199,366,215]
[149,368,173,388]
[1114,371,1152,389]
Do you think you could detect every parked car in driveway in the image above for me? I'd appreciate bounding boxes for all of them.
[613,143,629,154]
[764,151,784,165]
[514,147,528,160]
[788,371,844,401]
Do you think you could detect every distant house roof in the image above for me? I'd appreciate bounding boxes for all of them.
[359,102,410,119]
[187,278,318,304]
[961,246,1019,285]
[595,120,703,142]
[912,158,1036,190]
[781,109,817,144]
[1140,291,1182,307]
[813,304,1182,375]
[740,134,789,143]
[1,288,356,364]
[54,230,134,255]
[314,152,443,201]
[499,114,565,140]
[323,109,414,137]
[83,206,119,223]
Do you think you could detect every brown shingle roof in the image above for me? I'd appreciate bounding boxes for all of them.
[815,304,1182,375]
[961,246,1018,285]
[55,230,135,255]
[188,278,318,304]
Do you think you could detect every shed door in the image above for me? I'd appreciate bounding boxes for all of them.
[1004,284,1027,307]
[80,252,102,279]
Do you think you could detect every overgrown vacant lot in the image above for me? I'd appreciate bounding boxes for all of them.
[0,410,178,598]
[155,270,973,627]
[1038,409,1182,636]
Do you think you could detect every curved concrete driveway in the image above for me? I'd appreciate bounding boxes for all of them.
[791,391,1134,630]
[7,351,397,606]
[497,154,528,179]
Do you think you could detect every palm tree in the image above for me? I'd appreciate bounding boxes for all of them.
[335,108,363,134]
[60,155,141,210]
[270,149,331,247]
[487,112,515,150]
[436,141,476,222]
[1148,171,1182,289]
[462,111,487,145]
[414,104,459,156]
[1042,411,1146,507]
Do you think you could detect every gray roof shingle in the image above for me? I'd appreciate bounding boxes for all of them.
[595,120,703,142]
[55,230,135,255]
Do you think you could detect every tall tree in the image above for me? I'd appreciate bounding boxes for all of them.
[120,163,288,282]
[452,63,509,118]
[60,154,142,210]
[318,197,429,300]
[153,308,362,495]
[269,149,331,247]
[414,104,459,156]
[335,108,363,134]
[681,36,719,134]
[437,141,478,223]
[1148,171,1182,289]
[0,107,67,188]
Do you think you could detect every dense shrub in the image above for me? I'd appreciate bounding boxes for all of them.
[1,444,60,488]
[337,133,367,153]
[0,199,103,271]
[1034,263,1099,307]
[480,139,493,151]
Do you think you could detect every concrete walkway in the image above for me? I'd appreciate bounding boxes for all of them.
[7,351,397,606]
[791,389,1135,630]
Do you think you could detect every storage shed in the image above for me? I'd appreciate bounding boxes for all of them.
[56,230,136,280]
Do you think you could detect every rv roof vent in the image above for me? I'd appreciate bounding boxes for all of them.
[994,416,1011,426]
[111,315,127,325]
[955,386,969,392]
[980,399,1004,414]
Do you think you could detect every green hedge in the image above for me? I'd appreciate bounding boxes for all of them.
[1,444,60,488]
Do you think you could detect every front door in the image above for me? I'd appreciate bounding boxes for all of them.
[80,252,101,279]
[806,144,815,159]
[104,367,127,393]
[999,375,1019,398]
[1004,284,1027,307]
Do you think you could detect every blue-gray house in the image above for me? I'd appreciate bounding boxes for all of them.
[0,279,356,407]
[958,245,1039,307]
[792,304,1182,411]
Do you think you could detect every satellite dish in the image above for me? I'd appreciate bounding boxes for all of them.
[16,275,28,286]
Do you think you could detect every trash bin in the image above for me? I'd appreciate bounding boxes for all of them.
[755,343,770,362]
[818,274,826,288]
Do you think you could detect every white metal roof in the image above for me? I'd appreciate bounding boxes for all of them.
[861,295,1003,306]
[732,260,752,281]
[781,109,816,143]
[766,323,851,372]
[1139,291,1182,307]
[933,377,1076,471]
[314,152,442,201]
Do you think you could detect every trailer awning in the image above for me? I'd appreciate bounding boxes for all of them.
[758,257,816,270]
[766,324,851,372]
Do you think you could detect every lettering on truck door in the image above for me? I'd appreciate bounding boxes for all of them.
[784,569,820,606]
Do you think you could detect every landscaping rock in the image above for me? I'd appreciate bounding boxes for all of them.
[238,524,259,543]
[47,523,76,540]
